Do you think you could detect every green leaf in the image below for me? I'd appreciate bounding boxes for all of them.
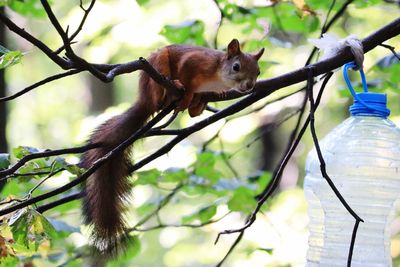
[108,235,141,266]
[0,254,19,266]
[307,15,320,33]
[9,0,47,17]
[181,181,208,196]
[255,172,272,195]
[0,153,10,169]
[64,164,84,176]
[193,152,223,183]
[136,202,156,216]
[163,168,188,183]
[53,157,83,175]
[136,0,150,6]
[12,146,40,160]
[126,235,141,258]
[182,205,217,224]
[257,247,274,255]
[197,205,217,223]
[0,50,23,69]
[135,169,161,185]
[30,211,57,249]
[354,0,381,8]
[305,0,339,10]
[160,20,207,46]
[9,208,57,251]
[227,187,257,213]
[9,209,29,247]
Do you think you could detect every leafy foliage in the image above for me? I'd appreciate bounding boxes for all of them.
[7,0,46,17]
[160,20,207,46]
[0,154,10,169]
[0,45,23,70]
[1,0,400,266]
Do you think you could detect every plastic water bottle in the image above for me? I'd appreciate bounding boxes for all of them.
[304,63,400,266]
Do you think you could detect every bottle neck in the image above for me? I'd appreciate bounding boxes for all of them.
[351,113,387,119]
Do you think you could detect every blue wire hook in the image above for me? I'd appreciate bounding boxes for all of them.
[343,62,388,115]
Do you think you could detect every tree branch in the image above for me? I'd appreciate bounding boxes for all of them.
[0,143,99,180]
[1,16,399,226]
[0,11,71,68]
[36,192,82,213]
[201,16,400,103]
[306,67,362,266]
[127,17,400,176]
[0,105,175,216]
[54,0,97,54]
[130,183,184,230]
[214,71,334,242]
[0,69,82,102]
[379,43,400,61]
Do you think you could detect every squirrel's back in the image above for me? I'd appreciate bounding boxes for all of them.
[81,39,264,254]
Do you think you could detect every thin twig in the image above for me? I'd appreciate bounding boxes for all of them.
[218,139,239,178]
[215,231,244,267]
[0,69,81,102]
[379,43,400,61]
[130,183,184,229]
[212,0,224,49]
[36,192,82,213]
[27,167,63,196]
[41,0,116,81]
[321,0,337,33]
[128,17,400,174]
[306,0,354,66]
[213,5,383,263]
[0,143,99,180]
[323,0,354,34]
[214,72,334,242]
[1,17,399,216]
[54,0,97,54]
[0,12,70,68]
[228,108,302,159]
[150,111,179,131]
[201,121,226,152]
[1,168,64,206]
[0,105,175,216]
[133,211,230,232]
[306,67,362,266]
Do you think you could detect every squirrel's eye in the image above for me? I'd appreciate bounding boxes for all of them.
[257,71,261,76]
[232,63,240,72]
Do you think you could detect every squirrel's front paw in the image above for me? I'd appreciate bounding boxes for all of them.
[171,79,189,112]
[173,80,185,91]
[176,91,193,113]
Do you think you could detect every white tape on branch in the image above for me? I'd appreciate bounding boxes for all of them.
[309,33,364,70]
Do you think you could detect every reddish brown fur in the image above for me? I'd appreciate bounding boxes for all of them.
[81,40,263,254]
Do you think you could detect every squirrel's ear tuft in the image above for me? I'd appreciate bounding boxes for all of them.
[253,48,265,61]
[227,39,241,58]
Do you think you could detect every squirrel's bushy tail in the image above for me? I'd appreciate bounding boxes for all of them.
[81,72,158,254]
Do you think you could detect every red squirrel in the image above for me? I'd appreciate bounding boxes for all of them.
[81,39,264,253]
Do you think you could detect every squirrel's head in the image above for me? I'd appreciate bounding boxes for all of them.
[221,39,264,93]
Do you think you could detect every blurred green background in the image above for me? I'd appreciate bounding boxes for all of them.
[1,0,400,266]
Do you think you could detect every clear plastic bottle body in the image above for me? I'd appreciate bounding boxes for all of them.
[304,115,400,267]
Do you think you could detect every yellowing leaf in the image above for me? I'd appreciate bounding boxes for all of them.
[293,0,317,16]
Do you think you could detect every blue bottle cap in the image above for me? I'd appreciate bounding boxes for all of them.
[349,92,390,117]
[343,62,391,118]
